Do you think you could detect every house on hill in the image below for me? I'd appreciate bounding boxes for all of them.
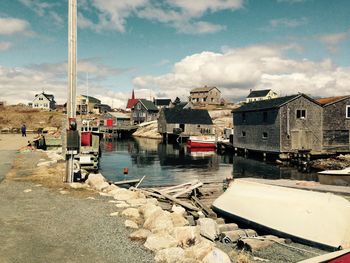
[317,96,350,152]
[246,89,278,103]
[76,95,101,114]
[232,94,323,154]
[32,92,56,110]
[189,86,221,105]
[131,99,158,124]
[154,99,171,109]
[158,108,213,141]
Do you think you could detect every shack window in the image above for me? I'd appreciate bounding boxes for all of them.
[296,110,306,119]
[263,112,268,122]
[262,132,268,139]
[346,106,350,118]
[242,131,246,137]
[242,113,246,122]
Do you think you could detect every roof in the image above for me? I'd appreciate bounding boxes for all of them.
[154,99,171,106]
[316,96,350,106]
[34,92,55,102]
[190,86,220,93]
[107,112,131,119]
[247,89,272,98]
[80,95,101,103]
[162,108,213,125]
[138,99,158,111]
[126,99,139,109]
[173,102,188,110]
[233,94,302,113]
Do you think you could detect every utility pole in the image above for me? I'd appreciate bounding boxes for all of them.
[65,0,77,183]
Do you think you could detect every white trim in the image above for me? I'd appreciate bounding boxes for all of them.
[346,105,350,118]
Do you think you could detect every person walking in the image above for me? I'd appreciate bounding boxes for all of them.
[21,124,27,137]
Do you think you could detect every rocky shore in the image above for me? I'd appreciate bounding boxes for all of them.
[310,154,350,170]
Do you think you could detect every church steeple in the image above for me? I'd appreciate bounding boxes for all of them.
[131,89,135,99]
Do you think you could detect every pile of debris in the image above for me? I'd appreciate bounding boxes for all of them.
[310,154,350,170]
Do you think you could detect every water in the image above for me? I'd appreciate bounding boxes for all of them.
[99,137,334,187]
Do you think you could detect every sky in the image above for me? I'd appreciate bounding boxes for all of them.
[0,0,349,108]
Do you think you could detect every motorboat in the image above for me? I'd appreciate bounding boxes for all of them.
[318,167,350,186]
[187,135,216,148]
[212,179,350,250]
[318,167,350,175]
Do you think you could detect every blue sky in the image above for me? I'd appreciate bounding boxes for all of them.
[0,0,349,107]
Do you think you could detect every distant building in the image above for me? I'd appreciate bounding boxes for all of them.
[32,92,56,110]
[131,99,158,124]
[105,112,131,126]
[154,99,171,109]
[246,89,278,103]
[126,90,139,112]
[93,104,112,114]
[158,108,213,140]
[232,94,323,153]
[189,86,221,105]
[76,95,101,114]
[317,96,350,151]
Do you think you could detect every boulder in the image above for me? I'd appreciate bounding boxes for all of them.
[105,184,120,193]
[125,220,139,229]
[184,238,214,261]
[86,173,106,190]
[146,198,159,206]
[172,226,201,248]
[144,210,174,233]
[144,232,177,252]
[113,189,139,201]
[171,205,186,216]
[116,203,130,208]
[129,228,152,241]
[95,182,110,192]
[171,212,189,227]
[69,183,88,189]
[139,203,163,220]
[197,218,219,241]
[155,247,185,263]
[217,223,239,234]
[202,248,231,263]
[122,208,141,220]
[127,198,147,207]
[110,212,119,217]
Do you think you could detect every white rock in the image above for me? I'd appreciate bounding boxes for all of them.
[110,212,119,217]
[172,226,201,248]
[122,208,141,220]
[202,248,231,263]
[59,190,69,195]
[197,211,205,218]
[108,200,117,203]
[129,228,152,241]
[155,247,185,263]
[95,182,110,192]
[127,198,147,207]
[69,183,88,189]
[113,189,139,201]
[170,212,189,227]
[99,192,110,197]
[86,173,106,190]
[116,203,130,208]
[184,238,214,261]
[197,218,219,241]
[86,197,95,200]
[172,205,186,216]
[144,210,174,233]
[23,189,32,193]
[104,184,119,193]
[146,198,159,206]
[139,204,163,220]
[144,232,177,252]
[125,220,139,229]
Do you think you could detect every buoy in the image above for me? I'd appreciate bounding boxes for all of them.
[123,167,129,174]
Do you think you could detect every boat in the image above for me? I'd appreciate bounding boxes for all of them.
[318,167,350,176]
[212,179,350,250]
[187,135,216,148]
[187,147,216,157]
[318,167,350,186]
[299,248,350,263]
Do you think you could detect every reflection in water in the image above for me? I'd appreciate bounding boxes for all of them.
[100,138,345,187]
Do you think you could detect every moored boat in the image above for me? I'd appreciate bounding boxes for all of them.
[187,135,216,148]
[212,179,350,250]
[318,167,350,175]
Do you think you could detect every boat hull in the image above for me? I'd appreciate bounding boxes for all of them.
[212,179,350,250]
[187,140,216,148]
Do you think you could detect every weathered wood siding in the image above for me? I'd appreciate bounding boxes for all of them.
[232,108,280,152]
[280,96,323,152]
[322,98,350,151]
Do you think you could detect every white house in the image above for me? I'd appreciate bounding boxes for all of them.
[246,89,278,103]
[32,92,56,110]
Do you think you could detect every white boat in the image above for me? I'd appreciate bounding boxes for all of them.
[187,135,216,148]
[318,167,350,175]
[298,248,350,263]
[212,179,350,250]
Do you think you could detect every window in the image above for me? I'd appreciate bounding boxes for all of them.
[39,97,43,100]
[263,111,268,122]
[242,113,246,122]
[137,103,141,110]
[203,98,206,102]
[296,110,306,119]
[197,125,201,128]
[346,106,350,118]
[262,132,268,139]
[242,131,246,137]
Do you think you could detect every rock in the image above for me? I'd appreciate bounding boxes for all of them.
[113,189,139,201]
[125,220,139,229]
[139,203,163,220]
[59,190,69,195]
[129,229,152,241]
[99,192,110,197]
[155,247,185,263]
[23,189,32,193]
[216,218,225,224]
[146,198,159,206]
[127,198,147,207]
[108,200,117,203]
[144,210,174,233]
[172,226,201,248]
[86,173,106,190]
[69,183,88,189]
[116,203,130,208]
[197,218,219,241]
[217,223,239,234]
[95,182,110,192]
[86,197,95,200]
[122,208,141,220]
[197,211,205,218]
[104,184,119,193]
[172,205,186,216]
[184,238,214,260]
[110,212,119,216]
[144,232,177,252]
[202,248,231,263]
[170,212,189,227]
[186,215,196,226]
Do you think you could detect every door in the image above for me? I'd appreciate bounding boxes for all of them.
[291,130,312,150]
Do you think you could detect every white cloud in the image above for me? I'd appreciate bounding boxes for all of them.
[0,17,30,35]
[318,31,349,53]
[132,44,350,101]
[79,0,243,34]
[270,17,308,28]
[0,42,12,51]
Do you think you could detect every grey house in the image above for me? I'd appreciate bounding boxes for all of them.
[132,99,158,124]
[317,96,350,151]
[158,108,213,139]
[232,94,323,153]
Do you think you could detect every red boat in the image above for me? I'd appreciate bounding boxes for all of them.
[187,136,216,148]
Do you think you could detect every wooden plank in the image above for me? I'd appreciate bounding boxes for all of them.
[110,179,140,185]
[172,182,203,198]
[161,180,199,193]
[191,196,217,218]
[134,175,146,189]
[155,191,200,211]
